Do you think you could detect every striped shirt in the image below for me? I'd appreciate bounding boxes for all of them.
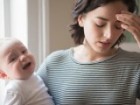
[37,48,140,105]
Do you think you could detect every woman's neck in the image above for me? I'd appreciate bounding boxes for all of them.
[73,45,118,62]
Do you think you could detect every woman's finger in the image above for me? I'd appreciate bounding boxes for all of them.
[116,13,140,27]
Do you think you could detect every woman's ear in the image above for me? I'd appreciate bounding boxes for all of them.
[78,15,84,27]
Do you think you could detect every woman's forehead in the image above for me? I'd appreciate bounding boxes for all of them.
[86,1,128,20]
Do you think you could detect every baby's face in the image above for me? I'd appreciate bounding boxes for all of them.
[0,39,35,80]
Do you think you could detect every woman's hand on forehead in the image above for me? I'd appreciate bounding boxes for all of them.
[116,11,140,48]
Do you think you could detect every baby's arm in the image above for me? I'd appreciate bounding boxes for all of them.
[35,74,55,105]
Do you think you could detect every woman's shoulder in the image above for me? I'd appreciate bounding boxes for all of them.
[118,48,140,61]
[45,48,72,63]
[49,49,70,57]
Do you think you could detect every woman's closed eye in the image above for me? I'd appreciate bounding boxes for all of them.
[96,23,106,27]
[95,20,106,28]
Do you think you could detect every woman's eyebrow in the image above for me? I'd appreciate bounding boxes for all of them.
[96,16,108,21]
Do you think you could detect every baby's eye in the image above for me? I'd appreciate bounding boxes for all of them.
[22,49,27,54]
[9,56,17,62]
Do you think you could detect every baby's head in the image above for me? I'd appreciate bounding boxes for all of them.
[0,38,35,80]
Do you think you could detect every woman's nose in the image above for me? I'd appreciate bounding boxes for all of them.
[104,27,114,39]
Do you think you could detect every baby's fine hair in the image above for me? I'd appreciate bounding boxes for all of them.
[0,37,14,46]
[0,37,22,48]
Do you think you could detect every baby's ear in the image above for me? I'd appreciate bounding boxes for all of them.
[0,70,8,79]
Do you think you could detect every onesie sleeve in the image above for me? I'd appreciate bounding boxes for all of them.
[3,91,23,105]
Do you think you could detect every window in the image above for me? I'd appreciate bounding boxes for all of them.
[0,0,49,67]
[0,0,5,37]
[0,0,27,46]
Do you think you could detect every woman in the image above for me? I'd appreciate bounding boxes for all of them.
[38,0,140,104]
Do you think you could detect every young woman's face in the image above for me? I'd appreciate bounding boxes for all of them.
[0,40,35,80]
[78,1,128,53]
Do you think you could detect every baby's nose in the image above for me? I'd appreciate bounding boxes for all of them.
[20,54,27,62]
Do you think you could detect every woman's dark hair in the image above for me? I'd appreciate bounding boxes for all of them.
[69,0,138,46]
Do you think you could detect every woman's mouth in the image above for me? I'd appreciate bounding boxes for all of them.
[98,41,111,48]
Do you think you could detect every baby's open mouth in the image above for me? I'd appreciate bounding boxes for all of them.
[23,62,31,70]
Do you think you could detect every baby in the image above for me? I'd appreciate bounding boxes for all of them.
[0,38,54,105]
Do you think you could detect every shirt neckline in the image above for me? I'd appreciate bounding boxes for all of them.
[69,47,122,65]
